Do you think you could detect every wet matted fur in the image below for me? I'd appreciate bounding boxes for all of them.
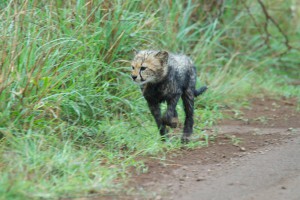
[131,50,207,143]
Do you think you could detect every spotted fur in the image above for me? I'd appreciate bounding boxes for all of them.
[131,50,207,143]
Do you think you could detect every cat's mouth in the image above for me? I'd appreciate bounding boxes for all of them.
[135,78,153,85]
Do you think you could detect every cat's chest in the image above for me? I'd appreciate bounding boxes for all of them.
[142,82,177,102]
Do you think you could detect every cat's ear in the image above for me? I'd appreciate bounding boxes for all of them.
[132,49,139,56]
[154,51,169,63]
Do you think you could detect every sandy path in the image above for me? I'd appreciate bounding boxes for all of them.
[172,130,300,200]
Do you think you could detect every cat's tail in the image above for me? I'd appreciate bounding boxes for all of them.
[194,86,208,97]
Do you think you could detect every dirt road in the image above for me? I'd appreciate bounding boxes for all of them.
[172,131,300,200]
[126,97,300,200]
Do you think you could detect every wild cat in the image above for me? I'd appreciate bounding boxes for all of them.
[131,50,207,143]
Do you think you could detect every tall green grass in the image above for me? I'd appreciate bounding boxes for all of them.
[0,0,299,199]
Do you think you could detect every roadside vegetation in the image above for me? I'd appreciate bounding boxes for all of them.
[0,0,299,199]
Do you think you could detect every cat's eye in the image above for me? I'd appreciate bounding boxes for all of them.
[140,66,147,71]
[131,66,135,70]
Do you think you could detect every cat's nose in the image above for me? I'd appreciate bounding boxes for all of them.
[131,75,137,80]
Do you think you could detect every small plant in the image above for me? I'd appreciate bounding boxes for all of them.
[226,134,242,146]
[255,116,269,125]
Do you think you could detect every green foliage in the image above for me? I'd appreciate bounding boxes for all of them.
[0,0,299,199]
